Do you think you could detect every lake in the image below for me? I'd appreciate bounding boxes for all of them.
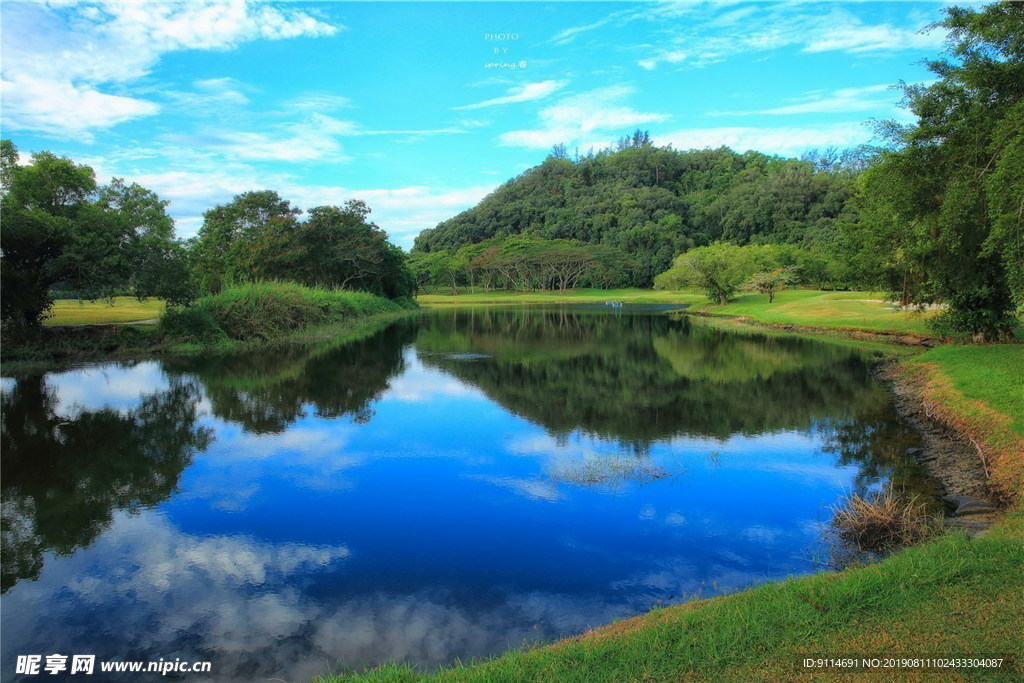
[0,306,936,682]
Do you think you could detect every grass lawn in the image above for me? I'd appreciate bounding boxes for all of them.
[44,297,165,325]
[913,345,1024,437]
[417,288,705,306]
[695,290,936,336]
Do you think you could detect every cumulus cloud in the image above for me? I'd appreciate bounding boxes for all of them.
[499,85,670,149]
[1,510,657,681]
[0,1,338,139]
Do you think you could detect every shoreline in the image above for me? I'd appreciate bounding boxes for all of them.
[684,309,937,347]
[0,309,421,375]
[875,361,992,502]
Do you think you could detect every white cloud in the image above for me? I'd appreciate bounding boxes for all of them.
[203,115,356,162]
[464,474,564,503]
[163,77,252,110]
[3,509,659,680]
[46,362,171,417]
[0,78,160,140]
[548,6,643,46]
[717,84,898,117]
[383,362,482,403]
[454,80,568,110]
[0,1,339,138]
[655,122,874,157]
[587,3,948,72]
[287,92,355,112]
[499,85,670,149]
[804,22,945,54]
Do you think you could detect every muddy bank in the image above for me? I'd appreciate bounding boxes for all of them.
[875,361,1001,531]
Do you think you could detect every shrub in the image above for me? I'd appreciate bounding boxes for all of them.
[159,281,413,343]
[159,307,227,342]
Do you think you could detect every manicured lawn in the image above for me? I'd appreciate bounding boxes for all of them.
[696,290,936,336]
[44,297,165,325]
[916,345,1024,437]
[417,288,705,306]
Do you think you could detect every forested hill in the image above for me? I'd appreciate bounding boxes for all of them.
[412,143,864,285]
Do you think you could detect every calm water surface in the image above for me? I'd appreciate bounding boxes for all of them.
[1,307,935,682]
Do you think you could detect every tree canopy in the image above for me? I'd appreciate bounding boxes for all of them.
[850,2,1023,340]
[0,141,193,338]
[194,193,415,299]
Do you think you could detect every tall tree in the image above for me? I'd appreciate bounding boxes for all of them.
[194,190,301,293]
[856,2,1023,340]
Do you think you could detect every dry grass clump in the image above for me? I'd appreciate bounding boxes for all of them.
[829,488,938,555]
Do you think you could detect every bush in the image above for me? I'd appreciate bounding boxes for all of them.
[159,281,413,343]
[159,307,227,342]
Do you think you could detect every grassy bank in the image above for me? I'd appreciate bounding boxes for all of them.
[318,342,1023,683]
[907,345,1024,505]
[161,282,416,344]
[2,283,418,369]
[691,290,936,337]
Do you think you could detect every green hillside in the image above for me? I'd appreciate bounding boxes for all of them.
[413,143,862,286]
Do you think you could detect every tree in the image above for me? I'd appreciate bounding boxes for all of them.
[854,2,1024,340]
[194,190,300,293]
[298,201,415,298]
[654,242,772,304]
[746,266,799,303]
[1,142,190,338]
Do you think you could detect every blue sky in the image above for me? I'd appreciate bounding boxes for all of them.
[1,1,954,247]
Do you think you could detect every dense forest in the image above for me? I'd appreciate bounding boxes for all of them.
[413,143,866,288]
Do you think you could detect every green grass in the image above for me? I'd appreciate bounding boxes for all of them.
[161,281,416,343]
[44,297,165,325]
[913,345,1024,437]
[417,288,705,306]
[695,290,936,336]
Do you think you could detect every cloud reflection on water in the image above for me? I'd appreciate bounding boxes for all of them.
[1,510,785,682]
